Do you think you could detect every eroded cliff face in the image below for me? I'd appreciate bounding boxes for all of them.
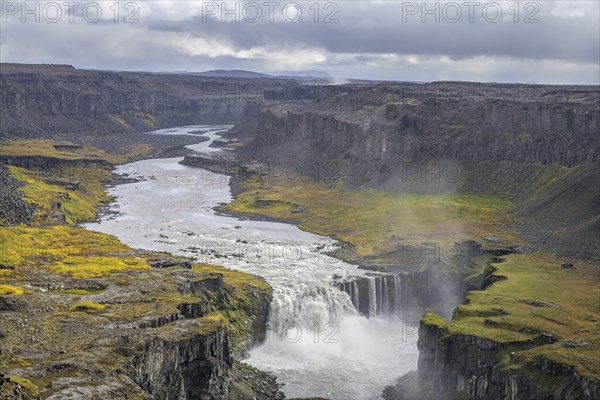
[240,83,599,184]
[416,321,599,400]
[0,66,239,137]
[124,321,232,400]
[237,82,600,259]
[0,63,323,139]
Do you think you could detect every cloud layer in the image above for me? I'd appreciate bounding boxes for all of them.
[1,1,598,83]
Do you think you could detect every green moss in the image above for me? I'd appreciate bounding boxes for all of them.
[61,288,105,295]
[222,176,515,259]
[8,376,38,396]
[421,312,447,328]
[193,263,271,292]
[0,138,152,165]
[71,300,106,312]
[108,114,131,129]
[0,139,120,162]
[0,225,133,268]
[136,112,158,128]
[448,255,600,379]
[51,256,148,279]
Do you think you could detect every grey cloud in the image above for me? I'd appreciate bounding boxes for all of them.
[1,1,598,83]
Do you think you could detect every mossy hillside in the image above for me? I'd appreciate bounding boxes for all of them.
[191,263,272,351]
[0,139,118,162]
[1,245,271,396]
[0,138,152,164]
[136,112,159,128]
[421,254,599,381]
[0,147,274,397]
[7,165,112,225]
[221,175,516,261]
[1,229,269,351]
[109,112,162,131]
[0,225,140,282]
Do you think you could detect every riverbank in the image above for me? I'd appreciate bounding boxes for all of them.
[0,136,284,399]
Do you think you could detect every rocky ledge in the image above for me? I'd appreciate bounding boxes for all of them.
[0,260,280,399]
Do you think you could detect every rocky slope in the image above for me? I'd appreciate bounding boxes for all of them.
[0,142,281,400]
[239,82,599,176]
[0,166,36,226]
[235,82,600,259]
[414,320,599,400]
[0,63,323,141]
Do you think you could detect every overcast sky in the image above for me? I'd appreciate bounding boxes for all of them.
[1,1,599,84]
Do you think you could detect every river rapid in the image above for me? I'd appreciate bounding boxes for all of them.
[84,125,418,399]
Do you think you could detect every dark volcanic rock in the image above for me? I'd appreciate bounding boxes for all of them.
[0,296,30,312]
[0,63,323,140]
[0,165,36,225]
[149,256,192,269]
[0,373,40,400]
[124,321,232,400]
[416,321,599,400]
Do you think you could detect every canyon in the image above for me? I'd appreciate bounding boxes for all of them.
[0,64,598,399]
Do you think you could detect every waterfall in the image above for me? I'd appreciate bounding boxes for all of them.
[270,284,358,335]
[83,125,421,400]
[379,277,385,315]
[368,277,377,317]
[395,275,402,318]
[336,275,399,318]
[352,281,359,310]
[382,276,390,315]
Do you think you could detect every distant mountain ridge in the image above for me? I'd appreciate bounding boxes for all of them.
[188,69,271,78]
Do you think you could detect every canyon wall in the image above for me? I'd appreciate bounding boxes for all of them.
[237,83,600,258]
[240,83,599,184]
[0,63,323,139]
[415,321,599,400]
[124,322,232,400]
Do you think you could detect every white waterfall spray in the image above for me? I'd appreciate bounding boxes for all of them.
[368,277,377,317]
[270,283,358,335]
[352,281,359,310]
[395,275,402,318]
[382,276,390,315]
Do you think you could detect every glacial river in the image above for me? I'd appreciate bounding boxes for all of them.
[84,125,418,399]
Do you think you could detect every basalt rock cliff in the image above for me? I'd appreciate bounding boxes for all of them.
[235,82,600,259]
[0,63,323,140]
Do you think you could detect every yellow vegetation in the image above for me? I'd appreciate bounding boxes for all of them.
[222,176,516,260]
[70,300,105,311]
[50,256,148,279]
[8,376,38,396]
[0,284,23,295]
